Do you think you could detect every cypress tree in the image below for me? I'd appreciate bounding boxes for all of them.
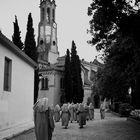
[12,15,23,50]
[71,41,84,103]
[24,13,39,104]
[71,41,78,103]
[76,55,84,103]
[24,13,37,62]
[64,49,72,103]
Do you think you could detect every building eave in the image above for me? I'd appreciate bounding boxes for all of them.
[0,32,37,68]
[81,59,103,68]
[39,64,64,72]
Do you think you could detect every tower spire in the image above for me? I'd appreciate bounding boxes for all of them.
[37,0,59,64]
[40,0,51,3]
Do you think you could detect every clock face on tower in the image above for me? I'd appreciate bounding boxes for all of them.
[45,26,51,35]
[46,35,50,44]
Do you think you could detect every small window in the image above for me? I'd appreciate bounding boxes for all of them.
[41,78,48,90]
[40,40,44,45]
[4,57,12,91]
[53,41,56,46]
[52,9,55,21]
[41,8,45,20]
[47,8,50,22]
[60,78,64,89]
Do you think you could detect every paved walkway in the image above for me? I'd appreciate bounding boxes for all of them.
[6,109,140,140]
[52,109,140,140]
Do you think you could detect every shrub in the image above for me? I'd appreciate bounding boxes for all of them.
[130,109,140,118]
[119,103,133,117]
[112,102,122,113]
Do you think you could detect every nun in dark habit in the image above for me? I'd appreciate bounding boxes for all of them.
[33,98,55,140]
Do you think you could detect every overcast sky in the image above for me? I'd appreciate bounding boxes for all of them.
[0,0,100,62]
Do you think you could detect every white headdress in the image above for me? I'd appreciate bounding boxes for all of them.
[33,98,49,112]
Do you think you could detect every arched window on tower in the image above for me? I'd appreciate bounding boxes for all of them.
[41,8,45,20]
[53,41,56,46]
[47,8,50,23]
[41,78,48,90]
[52,9,55,21]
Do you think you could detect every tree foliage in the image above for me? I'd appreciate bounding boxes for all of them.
[24,13,37,62]
[12,15,23,50]
[88,0,140,107]
[64,49,72,103]
[76,55,84,103]
[71,41,84,103]
[88,0,140,53]
[96,36,140,103]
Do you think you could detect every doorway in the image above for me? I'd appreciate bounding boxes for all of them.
[94,94,100,108]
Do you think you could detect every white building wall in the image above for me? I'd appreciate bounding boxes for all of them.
[83,87,92,103]
[0,44,34,131]
[54,73,62,106]
[38,72,62,106]
[48,51,59,64]
[83,64,97,80]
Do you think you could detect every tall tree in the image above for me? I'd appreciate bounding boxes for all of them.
[24,13,37,62]
[64,49,72,103]
[76,54,84,103]
[71,41,78,103]
[88,0,140,107]
[87,0,140,53]
[12,15,23,50]
[24,13,39,104]
[71,41,84,103]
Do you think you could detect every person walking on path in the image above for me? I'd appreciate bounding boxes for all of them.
[84,103,90,121]
[76,103,80,123]
[54,104,61,122]
[50,104,55,119]
[89,102,94,120]
[69,103,74,123]
[33,98,55,140]
[73,104,78,121]
[61,103,70,129]
[100,102,106,119]
[77,103,86,128]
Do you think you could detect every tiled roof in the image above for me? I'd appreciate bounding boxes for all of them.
[92,59,103,67]
[39,63,64,72]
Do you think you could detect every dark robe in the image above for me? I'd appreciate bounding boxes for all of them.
[54,107,60,122]
[89,104,94,120]
[34,107,55,140]
[77,111,86,127]
[73,107,77,121]
[69,105,74,122]
[61,111,70,127]
[77,104,86,128]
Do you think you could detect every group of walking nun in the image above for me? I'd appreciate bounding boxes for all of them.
[33,98,95,140]
[52,102,95,129]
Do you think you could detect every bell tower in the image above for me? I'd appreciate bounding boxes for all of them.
[37,0,59,64]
